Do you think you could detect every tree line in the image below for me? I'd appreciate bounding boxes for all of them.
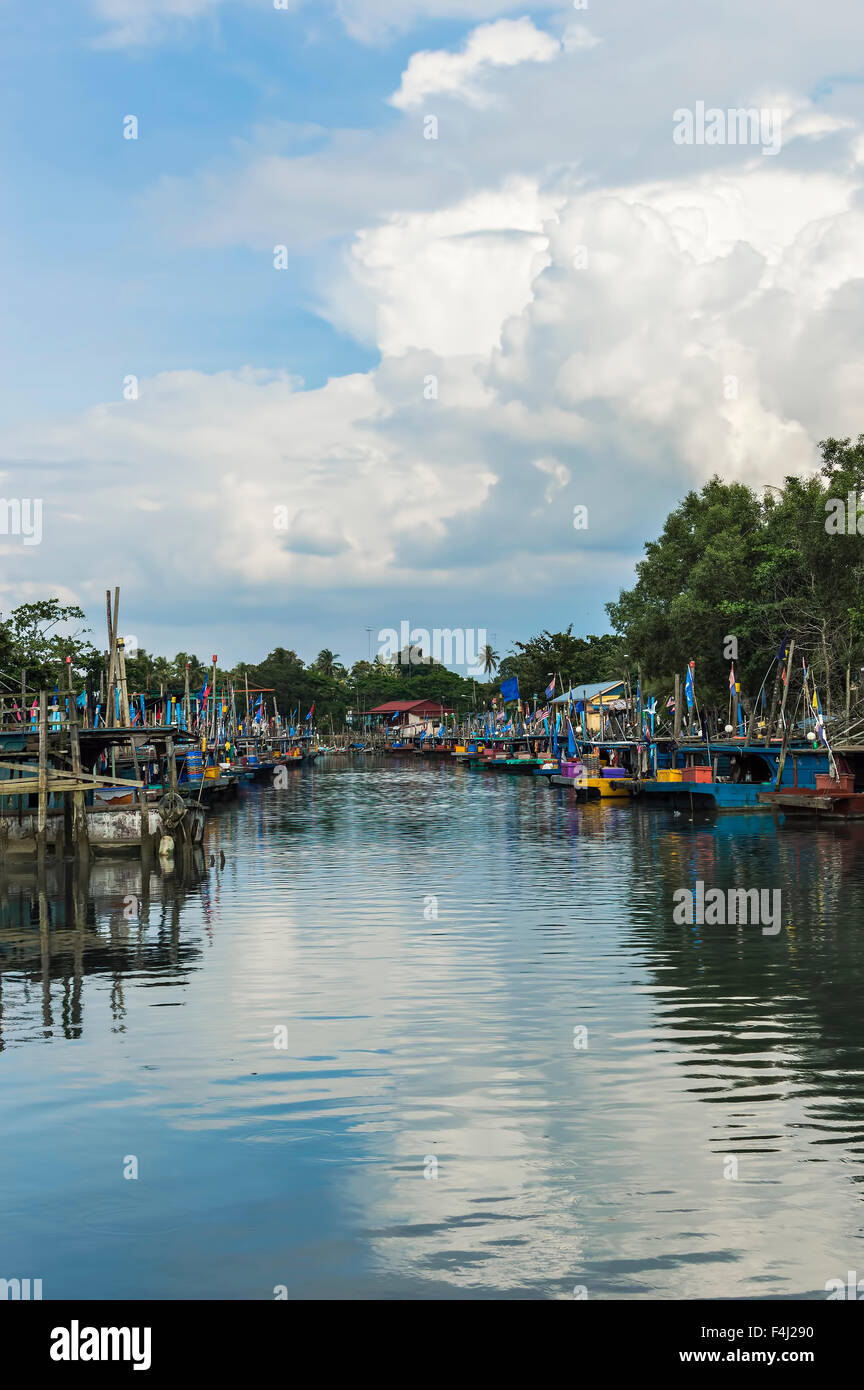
[3,434,863,723]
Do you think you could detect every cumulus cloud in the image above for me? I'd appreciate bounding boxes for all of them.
[319,179,558,356]
[16,2,864,657]
[10,148,864,625]
[389,18,561,111]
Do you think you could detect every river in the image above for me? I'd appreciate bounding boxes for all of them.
[2,756,862,1299]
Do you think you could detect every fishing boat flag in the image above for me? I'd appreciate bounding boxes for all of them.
[811,687,829,745]
[685,661,695,710]
[729,663,736,691]
[777,635,790,685]
[500,676,520,703]
[305,703,314,721]
[545,678,555,699]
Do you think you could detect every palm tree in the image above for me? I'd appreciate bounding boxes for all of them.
[151,655,173,696]
[314,649,340,678]
[481,644,500,676]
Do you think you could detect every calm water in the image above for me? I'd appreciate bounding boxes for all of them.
[2,757,864,1300]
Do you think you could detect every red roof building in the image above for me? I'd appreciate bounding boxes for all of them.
[367,699,455,728]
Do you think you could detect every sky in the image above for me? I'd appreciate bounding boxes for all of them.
[1,0,863,668]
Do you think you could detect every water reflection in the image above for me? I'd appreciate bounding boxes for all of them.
[0,852,208,1048]
[1,762,863,1299]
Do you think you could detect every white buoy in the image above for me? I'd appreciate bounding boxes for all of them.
[158,834,174,858]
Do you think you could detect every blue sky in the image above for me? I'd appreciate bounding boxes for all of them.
[1,1,862,667]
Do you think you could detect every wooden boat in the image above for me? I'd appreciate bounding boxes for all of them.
[636,738,839,812]
[0,801,205,855]
[466,737,549,773]
[543,743,639,801]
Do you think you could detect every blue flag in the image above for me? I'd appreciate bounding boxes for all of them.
[685,663,695,710]
[500,676,519,702]
[567,720,576,756]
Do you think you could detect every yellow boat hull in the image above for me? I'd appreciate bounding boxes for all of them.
[586,776,635,799]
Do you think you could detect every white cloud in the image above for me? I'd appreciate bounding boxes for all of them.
[17,0,864,657]
[389,18,561,111]
[10,149,864,625]
[89,0,255,48]
[319,179,559,356]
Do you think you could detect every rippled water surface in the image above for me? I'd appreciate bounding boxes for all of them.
[2,756,864,1299]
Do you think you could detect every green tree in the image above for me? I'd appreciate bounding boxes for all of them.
[1,599,101,690]
[606,442,864,714]
[313,649,342,679]
[500,626,627,695]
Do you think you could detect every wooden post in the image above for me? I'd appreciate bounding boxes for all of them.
[764,650,784,743]
[105,588,120,710]
[673,673,682,739]
[130,736,150,858]
[744,694,758,744]
[165,736,183,852]
[166,736,178,793]
[116,638,131,728]
[68,666,89,859]
[36,690,48,866]
[774,640,796,789]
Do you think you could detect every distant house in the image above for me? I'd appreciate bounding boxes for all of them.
[550,679,628,734]
[368,699,455,730]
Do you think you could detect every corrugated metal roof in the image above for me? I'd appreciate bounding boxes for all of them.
[367,699,454,714]
[551,680,626,705]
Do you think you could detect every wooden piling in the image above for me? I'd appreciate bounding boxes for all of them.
[773,639,796,789]
[117,637,131,728]
[105,588,120,710]
[129,736,151,858]
[763,650,784,744]
[67,673,90,860]
[36,690,48,866]
[166,736,179,793]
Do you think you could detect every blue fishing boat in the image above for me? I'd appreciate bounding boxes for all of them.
[637,738,837,811]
